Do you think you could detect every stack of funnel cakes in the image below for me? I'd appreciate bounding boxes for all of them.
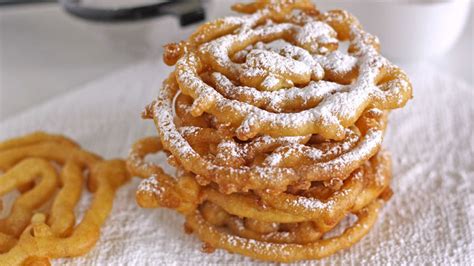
[128,0,412,262]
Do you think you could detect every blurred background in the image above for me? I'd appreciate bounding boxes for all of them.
[0,0,472,121]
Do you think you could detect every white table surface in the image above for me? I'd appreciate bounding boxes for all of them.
[0,1,472,122]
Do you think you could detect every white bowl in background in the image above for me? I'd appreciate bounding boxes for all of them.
[72,0,471,62]
[316,0,471,62]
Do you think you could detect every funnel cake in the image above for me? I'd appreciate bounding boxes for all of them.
[164,4,411,141]
[130,0,412,262]
[130,139,392,262]
[142,75,389,194]
[0,132,130,265]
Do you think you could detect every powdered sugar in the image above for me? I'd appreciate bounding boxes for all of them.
[294,21,338,54]
[291,195,328,210]
[314,51,358,77]
[263,128,359,167]
[138,176,163,195]
[178,126,201,136]
[241,49,311,90]
[212,72,344,112]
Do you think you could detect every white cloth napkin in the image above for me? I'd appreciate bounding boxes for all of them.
[0,61,472,265]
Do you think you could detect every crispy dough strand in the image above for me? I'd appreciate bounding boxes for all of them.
[0,132,130,265]
[0,159,59,237]
[0,160,130,265]
[185,201,382,262]
[47,161,83,237]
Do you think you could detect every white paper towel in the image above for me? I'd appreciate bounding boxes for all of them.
[0,61,472,265]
